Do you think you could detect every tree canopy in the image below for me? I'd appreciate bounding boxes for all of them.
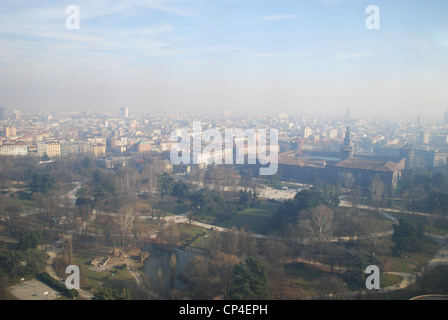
[29,172,55,194]
[229,257,269,300]
[271,184,340,230]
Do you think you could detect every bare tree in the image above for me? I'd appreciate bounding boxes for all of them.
[221,227,239,256]
[262,236,288,266]
[313,275,349,300]
[0,194,22,235]
[302,205,334,265]
[237,227,258,259]
[208,252,240,299]
[204,229,222,259]
[305,205,334,242]
[369,175,386,209]
[365,210,388,256]
[117,203,137,248]
[183,256,213,299]
[158,222,180,252]
[350,186,362,212]
[152,196,174,223]
[103,216,121,255]
[334,208,367,243]
[62,237,74,265]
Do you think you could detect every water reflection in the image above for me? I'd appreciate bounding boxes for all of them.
[142,244,198,295]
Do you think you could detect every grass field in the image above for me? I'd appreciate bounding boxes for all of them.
[214,202,280,234]
[381,273,403,287]
[71,248,137,294]
[282,262,331,298]
[177,223,210,248]
[375,235,439,273]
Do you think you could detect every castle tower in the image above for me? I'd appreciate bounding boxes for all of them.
[340,127,354,161]
[400,144,415,170]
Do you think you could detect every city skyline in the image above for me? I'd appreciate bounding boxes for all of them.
[1,1,448,120]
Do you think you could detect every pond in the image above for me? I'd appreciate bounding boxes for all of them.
[142,244,199,295]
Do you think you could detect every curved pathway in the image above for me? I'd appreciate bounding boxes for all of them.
[379,232,448,293]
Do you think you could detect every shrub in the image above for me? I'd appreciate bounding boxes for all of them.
[38,272,79,299]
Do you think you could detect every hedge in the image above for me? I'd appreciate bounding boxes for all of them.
[37,272,79,299]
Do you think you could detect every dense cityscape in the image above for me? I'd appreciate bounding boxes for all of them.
[1,107,448,164]
[1,105,448,305]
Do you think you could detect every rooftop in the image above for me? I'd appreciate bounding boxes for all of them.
[334,158,403,172]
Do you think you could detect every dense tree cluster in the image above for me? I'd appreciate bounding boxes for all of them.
[271,184,340,231]
[391,218,425,257]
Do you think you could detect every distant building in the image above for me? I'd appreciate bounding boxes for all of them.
[120,107,129,119]
[92,143,106,158]
[109,137,121,149]
[134,139,152,153]
[160,141,177,152]
[444,110,448,125]
[223,109,232,118]
[400,145,415,170]
[333,157,405,190]
[0,108,5,121]
[95,156,130,169]
[61,142,92,157]
[344,108,352,122]
[278,147,406,192]
[417,116,425,127]
[303,127,312,139]
[37,141,61,158]
[414,149,448,168]
[420,131,430,145]
[46,141,61,158]
[0,143,28,156]
[5,126,16,137]
[340,127,354,161]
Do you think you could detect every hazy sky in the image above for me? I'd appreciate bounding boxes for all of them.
[0,0,447,120]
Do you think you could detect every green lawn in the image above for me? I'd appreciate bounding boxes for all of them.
[214,202,280,234]
[71,248,137,294]
[376,235,439,273]
[177,223,210,248]
[381,273,403,287]
[283,263,331,298]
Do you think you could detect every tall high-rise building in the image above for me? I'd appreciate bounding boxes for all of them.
[417,116,425,127]
[5,126,16,137]
[303,127,312,139]
[120,107,129,119]
[223,109,232,118]
[420,131,430,145]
